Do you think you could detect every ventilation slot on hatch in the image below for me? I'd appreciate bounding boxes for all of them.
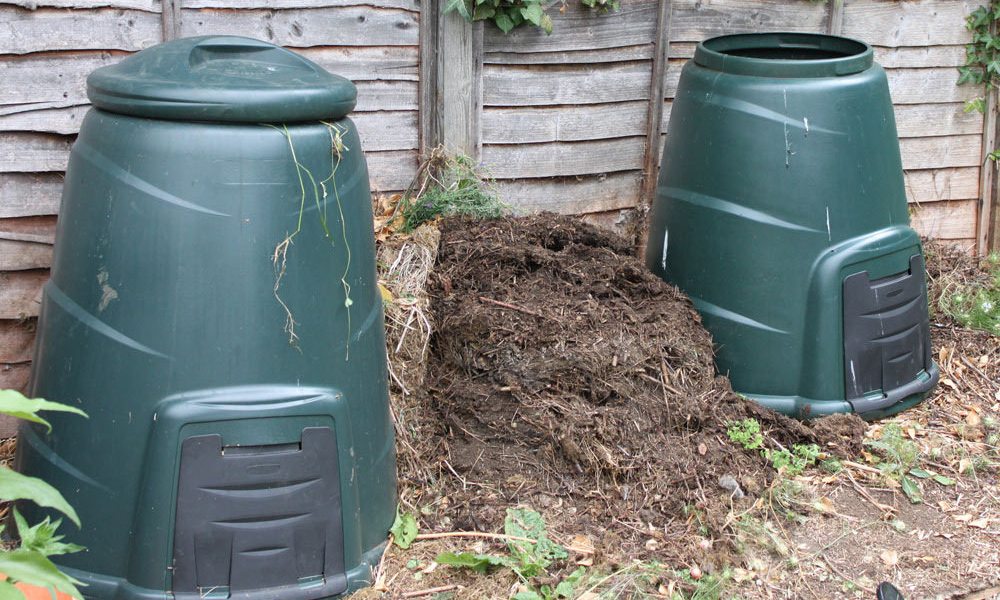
[172,427,346,600]
[842,254,935,413]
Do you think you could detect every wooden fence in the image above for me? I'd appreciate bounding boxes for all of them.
[0,0,997,394]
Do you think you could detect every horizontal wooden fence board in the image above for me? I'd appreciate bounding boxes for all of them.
[0,240,52,270]
[179,7,419,47]
[0,104,89,135]
[0,362,31,393]
[0,319,36,364]
[874,45,968,69]
[0,174,63,218]
[483,62,651,106]
[299,45,418,81]
[887,68,979,105]
[181,0,419,10]
[352,111,418,151]
[842,0,978,48]
[894,103,982,139]
[483,0,658,54]
[2,0,158,10]
[496,171,643,215]
[0,7,160,55]
[366,150,417,192]
[668,0,827,42]
[900,135,982,170]
[482,137,645,179]
[482,101,647,144]
[484,45,653,65]
[0,270,47,319]
[904,167,981,203]
[910,199,978,239]
[0,133,74,173]
[0,216,57,245]
[0,51,125,108]
[354,80,418,111]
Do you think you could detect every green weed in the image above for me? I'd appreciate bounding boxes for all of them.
[726,419,764,451]
[397,154,509,233]
[727,419,819,476]
[938,252,1000,335]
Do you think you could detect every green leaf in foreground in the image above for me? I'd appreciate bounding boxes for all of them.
[933,474,956,486]
[0,579,25,600]
[13,510,85,557]
[389,511,418,549]
[901,476,923,504]
[435,551,511,574]
[0,550,84,600]
[0,468,80,527]
[0,390,86,432]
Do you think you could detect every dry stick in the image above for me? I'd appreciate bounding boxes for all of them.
[402,584,461,598]
[415,531,537,544]
[845,469,897,515]
[478,296,547,319]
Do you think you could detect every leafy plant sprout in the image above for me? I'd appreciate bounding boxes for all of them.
[267,122,354,359]
[445,0,619,35]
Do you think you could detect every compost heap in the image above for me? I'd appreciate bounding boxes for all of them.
[406,215,863,562]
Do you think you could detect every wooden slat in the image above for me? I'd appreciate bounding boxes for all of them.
[0,174,63,218]
[483,0,658,53]
[497,171,642,215]
[668,0,827,42]
[0,7,160,55]
[354,80,418,112]
[900,135,982,171]
[843,0,977,48]
[904,168,981,204]
[0,216,58,245]
[483,101,647,144]
[299,46,418,81]
[910,199,978,240]
[887,68,980,105]
[0,362,31,394]
[483,62,651,107]
[482,137,645,178]
[0,270,47,319]
[894,103,982,139]
[438,12,483,160]
[366,150,418,193]
[0,52,124,109]
[0,241,52,271]
[178,7,419,47]
[351,111,418,152]
[0,319,35,365]
[0,133,74,173]
[3,0,157,10]
[0,104,89,135]
[182,0,419,10]
[484,45,653,65]
[874,45,967,69]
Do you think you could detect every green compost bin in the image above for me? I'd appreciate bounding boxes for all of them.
[14,36,396,599]
[644,32,939,419]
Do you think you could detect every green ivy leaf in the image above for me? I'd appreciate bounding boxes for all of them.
[0,550,84,600]
[540,14,554,34]
[494,12,515,33]
[444,0,471,20]
[473,3,495,20]
[932,474,956,486]
[0,468,80,527]
[389,511,418,549]
[0,580,25,600]
[0,391,86,433]
[520,2,544,26]
[901,476,923,504]
[435,552,510,574]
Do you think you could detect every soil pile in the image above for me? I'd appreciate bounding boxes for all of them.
[409,215,862,560]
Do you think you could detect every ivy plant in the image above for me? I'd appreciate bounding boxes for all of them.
[445,0,619,35]
[959,2,1000,116]
[0,390,87,600]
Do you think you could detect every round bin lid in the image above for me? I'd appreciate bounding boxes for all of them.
[87,36,357,123]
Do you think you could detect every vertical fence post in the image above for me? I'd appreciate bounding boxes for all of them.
[637,0,673,252]
[826,0,844,35]
[979,88,999,253]
[420,2,483,161]
[161,0,182,41]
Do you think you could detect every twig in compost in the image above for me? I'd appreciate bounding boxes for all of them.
[414,531,538,544]
[478,296,547,319]
[402,584,461,598]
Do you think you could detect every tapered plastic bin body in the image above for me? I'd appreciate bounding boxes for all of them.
[14,36,396,600]
[645,33,939,419]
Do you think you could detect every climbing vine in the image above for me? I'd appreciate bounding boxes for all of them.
[445,0,619,35]
[959,2,1000,159]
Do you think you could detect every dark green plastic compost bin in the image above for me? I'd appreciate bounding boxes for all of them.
[15,36,396,599]
[645,32,939,419]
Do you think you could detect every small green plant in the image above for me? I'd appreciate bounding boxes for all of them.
[938,252,1000,335]
[0,390,87,600]
[726,419,764,451]
[445,0,618,34]
[397,154,509,232]
[436,507,583,599]
[389,509,418,549]
[865,423,924,503]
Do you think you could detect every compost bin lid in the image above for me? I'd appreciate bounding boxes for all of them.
[87,36,357,123]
